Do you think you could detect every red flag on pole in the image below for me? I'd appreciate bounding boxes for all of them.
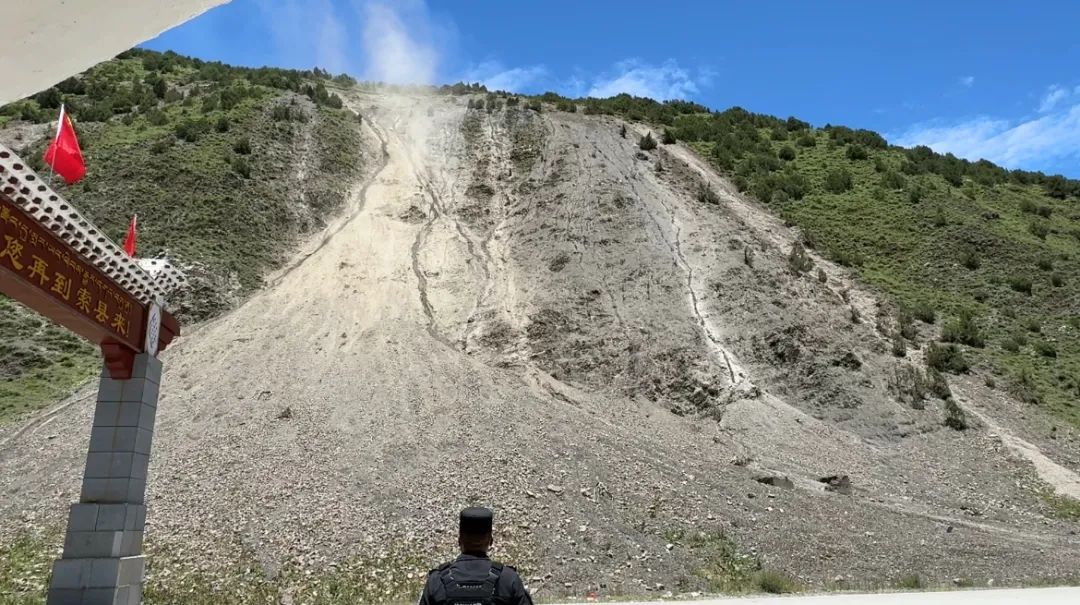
[43,104,86,185]
[123,214,137,257]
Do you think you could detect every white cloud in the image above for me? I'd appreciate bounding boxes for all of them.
[892,104,1080,168]
[959,75,975,87]
[586,59,706,101]
[1038,84,1069,113]
[463,61,548,92]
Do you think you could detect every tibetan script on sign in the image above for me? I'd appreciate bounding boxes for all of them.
[0,193,145,351]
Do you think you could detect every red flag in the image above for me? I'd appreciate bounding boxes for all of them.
[123,214,137,257]
[43,104,86,185]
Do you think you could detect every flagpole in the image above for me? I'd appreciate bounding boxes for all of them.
[44,104,64,188]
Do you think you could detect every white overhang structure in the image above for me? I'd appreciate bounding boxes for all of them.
[0,0,230,105]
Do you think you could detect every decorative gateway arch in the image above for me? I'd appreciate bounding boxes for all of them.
[0,143,184,604]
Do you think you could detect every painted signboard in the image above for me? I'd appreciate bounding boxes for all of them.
[0,192,178,376]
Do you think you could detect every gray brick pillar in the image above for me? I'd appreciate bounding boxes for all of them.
[47,353,161,605]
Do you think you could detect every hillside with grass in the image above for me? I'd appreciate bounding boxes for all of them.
[0,49,366,422]
[492,91,1079,429]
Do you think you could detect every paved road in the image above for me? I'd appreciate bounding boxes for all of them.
[551,587,1080,605]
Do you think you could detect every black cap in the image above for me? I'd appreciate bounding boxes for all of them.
[459,507,493,535]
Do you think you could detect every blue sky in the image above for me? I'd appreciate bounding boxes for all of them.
[145,0,1080,176]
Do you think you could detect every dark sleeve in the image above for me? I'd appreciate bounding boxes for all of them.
[505,569,534,605]
[417,572,440,605]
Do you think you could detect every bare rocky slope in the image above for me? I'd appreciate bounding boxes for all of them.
[2,91,1079,599]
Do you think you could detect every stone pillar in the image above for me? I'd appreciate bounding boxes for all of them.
[47,354,161,605]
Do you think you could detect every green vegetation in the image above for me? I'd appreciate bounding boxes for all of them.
[897,574,926,590]
[639,132,657,150]
[1038,489,1080,521]
[0,529,435,604]
[0,531,56,604]
[927,343,969,374]
[682,530,796,594]
[943,398,969,431]
[0,49,364,423]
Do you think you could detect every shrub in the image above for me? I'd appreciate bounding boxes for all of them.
[892,336,907,357]
[34,87,62,109]
[233,137,252,155]
[1009,276,1033,294]
[1036,257,1053,271]
[756,571,799,594]
[1029,222,1050,239]
[639,132,657,151]
[163,88,183,104]
[941,309,984,348]
[817,268,827,283]
[215,116,230,132]
[898,310,917,340]
[1001,337,1021,353]
[833,249,865,267]
[845,144,868,160]
[661,129,676,144]
[778,146,796,161]
[1014,332,1030,346]
[787,241,814,274]
[618,124,626,138]
[271,104,295,121]
[959,249,980,270]
[909,302,936,324]
[1051,273,1064,287]
[927,343,969,374]
[796,133,816,147]
[769,127,789,141]
[824,168,853,193]
[932,207,948,227]
[1036,205,1053,218]
[944,398,968,430]
[697,184,720,205]
[231,155,251,178]
[881,170,906,190]
[145,108,168,126]
[152,78,168,99]
[1034,341,1057,358]
[928,367,952,399]
[57,76,86,95]
[174,117,209,142]
[1011,367,1040,404]
[898,575,926,590]
[149,135,175,154]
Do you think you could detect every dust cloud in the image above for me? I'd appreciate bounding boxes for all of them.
[359,0,439,86]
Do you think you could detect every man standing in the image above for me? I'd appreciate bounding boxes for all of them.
[418,507,533,605]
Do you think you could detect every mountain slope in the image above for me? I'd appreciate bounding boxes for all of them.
[0,50,365,421]
[2,85,1079,602]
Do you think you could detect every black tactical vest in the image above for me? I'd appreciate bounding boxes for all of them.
[438,561,504,605]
